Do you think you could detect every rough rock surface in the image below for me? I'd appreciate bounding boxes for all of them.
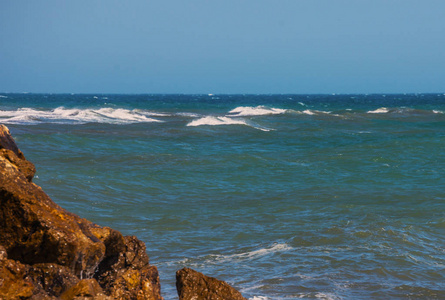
[0,125,162,299]
[176,268,247,300]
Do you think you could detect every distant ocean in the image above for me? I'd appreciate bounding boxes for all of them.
[1,93,445,299]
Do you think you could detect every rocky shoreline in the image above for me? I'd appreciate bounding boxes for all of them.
[0,124,246,300]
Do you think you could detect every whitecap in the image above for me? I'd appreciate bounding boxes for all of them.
[187,116,272,131]
[0,107,163,124]
[133,109,171,117]
[187,116,247,127]
[368,107,389,114]
[227,106,286,117]
[91,108,163,123]
[0,95,8,98]
[300,109,335,116]
[302,109,316,115]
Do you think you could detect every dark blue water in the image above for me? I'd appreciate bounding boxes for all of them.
[1,93,445,299]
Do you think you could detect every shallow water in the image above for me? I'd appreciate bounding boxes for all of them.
[2,93,445,299]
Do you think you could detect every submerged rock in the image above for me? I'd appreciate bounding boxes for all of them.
[0,125,162,300]
[176,268,246,300]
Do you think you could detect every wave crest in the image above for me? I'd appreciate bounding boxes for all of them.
[0,107,163,124]
[228,106,287,117]
[187,116,272,131]
[367,107,389,114]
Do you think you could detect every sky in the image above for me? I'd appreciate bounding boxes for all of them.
[1,0,444,94]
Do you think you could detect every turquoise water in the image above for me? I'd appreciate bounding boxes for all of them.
[2,94,445,299]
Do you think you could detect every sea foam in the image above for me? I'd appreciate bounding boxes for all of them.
[0,107,163,124]
[187,116,247,127]
[227,106,287,117]
[367,107,389,114]
[212,243,292,262]
[187,116,272,131]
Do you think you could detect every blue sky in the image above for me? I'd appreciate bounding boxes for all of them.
[1,0,444,94]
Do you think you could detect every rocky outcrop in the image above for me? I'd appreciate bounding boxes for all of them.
[0,125,162,299]
[176,268,247,300]
[0,124,247,300]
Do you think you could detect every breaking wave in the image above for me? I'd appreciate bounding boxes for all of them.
[187,116,272,131]
[227,106,287,117]
[367,107,390,114]
[0,107,163,124]
[367,107,445,116]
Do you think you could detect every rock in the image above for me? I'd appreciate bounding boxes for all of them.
[61,279,108,300]
[0,125,162,300]
[176,268,246,300]
[0,125,26,159]
[0,125,35,181]
[0,147,106,276]
[95,236,162,300]
[28,263,80,297]
[0,258,36,299]
[0,245,7,260]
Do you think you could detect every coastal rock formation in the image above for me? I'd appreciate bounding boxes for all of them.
[176,268,246,300]
[0,125,162,299]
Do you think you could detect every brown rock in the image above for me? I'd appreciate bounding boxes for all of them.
[176,268,246,300]
[0,245,7,260]
[61,279,108,300]
[95,236,162,300]
[0,259,35,299]
[0,151,106,276]
[0,124,163,299]
[0,125,26,159]
[28,263,80,297]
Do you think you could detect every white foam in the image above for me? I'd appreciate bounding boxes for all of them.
[299,109,336,116]
[187,116,272,131]
[302,109,316,115]
[0,95,8,98]
[433,110,444,114]
[228,106,287,117]
[175,112,201,118]
[134,109,171,117]
[249,297,269,300]
[0,107,163,124]
[214,243,292,262]
[314,292,340,300]
[187,116,247,127]
[368,107,389,114]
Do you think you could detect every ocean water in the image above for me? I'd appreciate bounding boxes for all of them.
[1,93,445,299]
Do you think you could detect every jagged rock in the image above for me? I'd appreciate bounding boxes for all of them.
[60,279,108,300]
[28,263,80,297]
[0,125,35,181]
[0,258,36,299]
[0,146,106,276]
[176,268,246,300]
[94,235,162,299]
[0,125,162,300]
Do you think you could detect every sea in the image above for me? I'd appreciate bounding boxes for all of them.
[1,93,444,299]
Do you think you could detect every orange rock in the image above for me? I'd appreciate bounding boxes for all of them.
[0,125,163,300]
